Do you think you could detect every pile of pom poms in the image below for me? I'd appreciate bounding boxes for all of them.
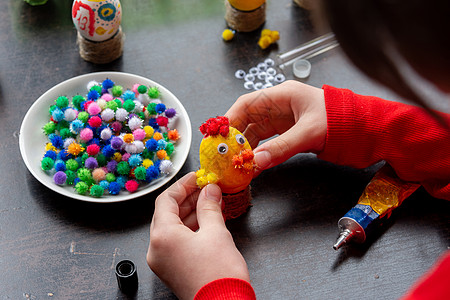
[40,78,181,198]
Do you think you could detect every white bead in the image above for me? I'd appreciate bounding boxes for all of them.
[235,69,246,79]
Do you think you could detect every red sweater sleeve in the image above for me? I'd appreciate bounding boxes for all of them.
[318,85,450,200]
[194,278,256,300]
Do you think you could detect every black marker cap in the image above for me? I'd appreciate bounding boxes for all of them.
[115,260,138,294]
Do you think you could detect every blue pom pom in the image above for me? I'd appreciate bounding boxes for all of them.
[49,134,64,149]
[73,177,81,185]
[155,103,166,114]
[122,90,136,101]
[58,149,72,161]
[88,138,101,146]
[99,180,110,190]
[52,108,65,122]
[54,160,66,172]
[116,176,127,188]
[148,118,159,130]
[87,90,100,100]
[145,138,158,151]
[157,139,167,150]
[102,145,115,158]
[146,165,160,182]
[102,79,114,89]
[108,182,121,195]
[70,120,84,134]
[44,150,57,160]
[128,154,143,167]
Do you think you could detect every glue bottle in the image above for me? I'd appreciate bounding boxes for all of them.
[333,164,421,250]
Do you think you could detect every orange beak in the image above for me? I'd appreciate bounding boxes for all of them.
[232,149,255,173]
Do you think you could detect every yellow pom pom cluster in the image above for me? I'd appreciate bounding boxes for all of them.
[258,29,280,49]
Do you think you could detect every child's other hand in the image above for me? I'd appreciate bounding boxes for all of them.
[226,80,327,176]
[147,172,250,300]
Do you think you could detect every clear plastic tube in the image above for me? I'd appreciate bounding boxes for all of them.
[277,33,339,70]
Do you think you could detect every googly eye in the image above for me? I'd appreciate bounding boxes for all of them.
[264,58,275,67]
[244,74,255,82]
[257,72,267,80]
[266,67,277,76]
[257,62,267,72]
[263,83,273,89]
[217,143,229,154]
[235,69,246,79]
[274,73,286,84]
[235,134,246,145]
[265,75,275,83]
[244,81,255,90]
[254,82,264,90]
[249,67,259,75]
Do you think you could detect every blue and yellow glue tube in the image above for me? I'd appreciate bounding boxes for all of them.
[333,164,421,250]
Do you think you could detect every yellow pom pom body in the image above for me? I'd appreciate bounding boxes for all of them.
[196,169,219,189]
[142,158,153,168]
[258,36,272,49]
[143,125,154,138]
[228,0,265,11]
[113,152,122,162]
[45,143,58,152]
[222,29,235,41]
[199,127,254,194]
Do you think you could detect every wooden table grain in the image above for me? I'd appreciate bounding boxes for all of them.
[1,1,448,299]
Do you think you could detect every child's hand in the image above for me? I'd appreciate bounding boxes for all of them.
[147,172,250,300]
[226,80,327,175]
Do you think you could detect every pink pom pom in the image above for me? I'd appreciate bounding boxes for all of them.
[101,93,113,102]
[80,128,93,142]
[132,83,140,94]
[88,116,102,128]
[122,153,131,161]
[133,129,146,141]
[87,102,101,115]
[92,168,106,182]
[86,144,100,156]
[125,180,139,193]
[156,116,168,127]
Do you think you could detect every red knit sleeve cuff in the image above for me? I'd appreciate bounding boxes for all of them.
[194,278,256,300]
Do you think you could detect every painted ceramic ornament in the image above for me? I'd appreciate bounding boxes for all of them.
[72,0,122,42]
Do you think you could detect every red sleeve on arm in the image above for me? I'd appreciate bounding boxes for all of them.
[400,251,450,300]
[194,278,256,300]
[318,85,450,200]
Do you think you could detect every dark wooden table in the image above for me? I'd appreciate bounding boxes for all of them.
[1,0,448,299]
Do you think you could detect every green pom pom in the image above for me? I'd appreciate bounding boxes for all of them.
[81,152,89,164]
[77,167,92,182]
[147,103,157,115]
[113,98,123,109]
[106,100,118,111]
[75,181,89,194]
[77,111,89,123]
[56,120,70,131]
[141,149,154,159]
[105,173,116,182]
[112,85,123,97]
[90,85,102,94]
[148,86,160,99]
[116,161,130,175]
[41,157,55,171]
[123,100,135,112]
[56,96,69,108]
[134,166,147,180]
[72,95,85,110]
[65,159,79,171]
[65,170,76,185]
[137,112,145,120]
[165,143,175,156]
[96,154,107,167]
[59,128,72,139]
[89,184,104,197]
[42,122,56,135]
[137,85,147,94]
[163,132,169,141]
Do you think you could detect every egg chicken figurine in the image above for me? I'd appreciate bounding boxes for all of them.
[196,116,255,220]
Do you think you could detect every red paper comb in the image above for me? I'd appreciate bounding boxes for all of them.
[199,116,230,137]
